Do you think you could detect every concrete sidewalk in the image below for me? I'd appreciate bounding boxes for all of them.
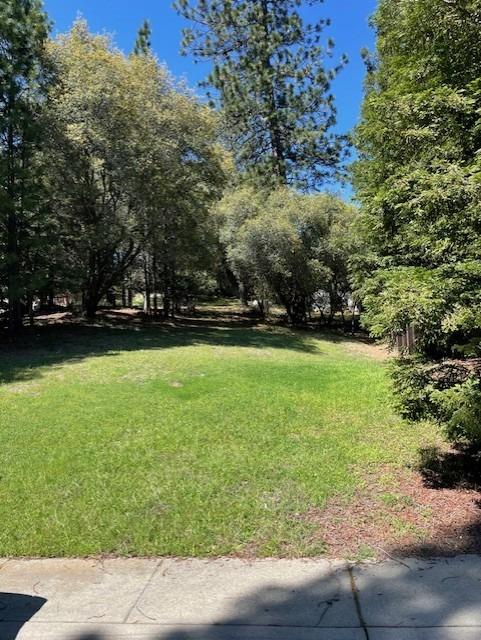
[1,556,480,640]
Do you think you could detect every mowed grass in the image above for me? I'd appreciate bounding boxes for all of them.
[0,312,436,557]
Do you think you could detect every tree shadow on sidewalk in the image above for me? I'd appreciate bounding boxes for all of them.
[0,593,46,640]
[60,542,481,640]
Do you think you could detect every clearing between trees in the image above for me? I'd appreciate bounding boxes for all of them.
[2,303,477,560]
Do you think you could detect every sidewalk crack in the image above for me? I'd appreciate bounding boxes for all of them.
[315,600,335,626]
[348,565,370,640]
[122,559,162,624]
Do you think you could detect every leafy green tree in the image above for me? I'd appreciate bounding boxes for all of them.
[46,20,227,318]
[174,0,346,189]
[218,186,354,323]
[46,21,149,317]
[126,56,228,317]
[216,184,263,306]
[0,0,51,332]
[353,0,481,443]
[324,200,357,322]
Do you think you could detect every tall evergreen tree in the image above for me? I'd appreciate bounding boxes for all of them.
[133,20,152,56]
[0,0,51,333]
[353,0,481,348]
[353,0,481,444]
[174,0,346,189]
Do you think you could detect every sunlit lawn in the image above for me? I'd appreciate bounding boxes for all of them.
[0,310,436,557]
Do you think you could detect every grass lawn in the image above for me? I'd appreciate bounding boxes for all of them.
[0,306,438,558]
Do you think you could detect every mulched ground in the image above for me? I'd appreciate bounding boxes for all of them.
[303,455,481,560]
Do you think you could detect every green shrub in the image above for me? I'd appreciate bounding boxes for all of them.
[391,357,481,446]
[390,356,433,421]
[431,379,481,446]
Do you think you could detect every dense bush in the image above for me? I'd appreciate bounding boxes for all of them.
[391,357,481,446]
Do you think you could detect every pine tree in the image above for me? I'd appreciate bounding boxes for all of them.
[0,0,51,333]
[174,0,346,190]
[133,20,152,56]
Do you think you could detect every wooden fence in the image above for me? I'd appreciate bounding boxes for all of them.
[394,324,417,353]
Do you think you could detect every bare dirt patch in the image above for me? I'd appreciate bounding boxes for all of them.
[302,463,481,560]
[340,338,390,361]
[2,382,41,396]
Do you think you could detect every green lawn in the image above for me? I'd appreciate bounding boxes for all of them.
[0,310,436,557]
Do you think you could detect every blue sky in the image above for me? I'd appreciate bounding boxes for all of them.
[43,1,376,134]
[43,1,377,197]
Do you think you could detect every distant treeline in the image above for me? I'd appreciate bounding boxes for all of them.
[0,0,353,332]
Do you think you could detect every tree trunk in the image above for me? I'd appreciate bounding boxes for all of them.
[6,118,22,334]
[260,0,287,184]
[84,296,98,319]
[152,254,158,312]
[239,282,249,307]
[289,295,308,326]
[7,254,23,334]
[143,254,151,314]
[257,298,266,319]
[163,294,171,318]
[26,292,34,327]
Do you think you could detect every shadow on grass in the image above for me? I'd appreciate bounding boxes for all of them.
[387,444,481,557]
[0,312,320,386]
[418,444,481,490]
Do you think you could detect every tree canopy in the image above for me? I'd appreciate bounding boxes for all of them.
[174,0,346,189]
[45,20,227,318]
[0,2,355,343]
[354,0,481,350]
[133,19,152,56]
[218,186,355,323]
[353,0,481,444]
